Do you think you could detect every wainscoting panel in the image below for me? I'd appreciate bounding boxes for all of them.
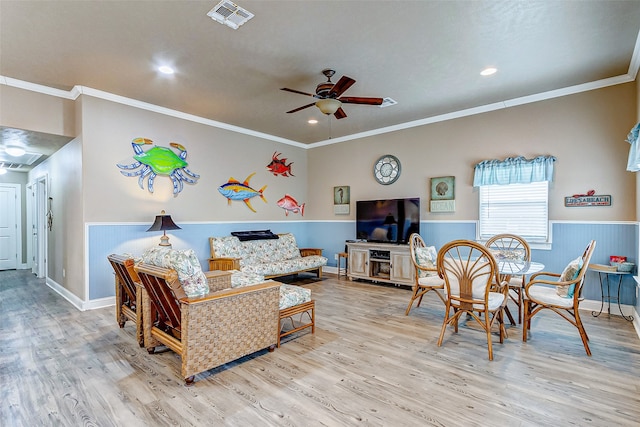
[86,220,638,307]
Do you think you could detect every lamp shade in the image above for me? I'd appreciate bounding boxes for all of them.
[147,210,180,247]
[147,211,181,232]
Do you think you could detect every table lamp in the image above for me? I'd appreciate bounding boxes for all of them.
[147,210,181,247]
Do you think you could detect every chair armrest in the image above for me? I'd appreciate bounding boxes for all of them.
[529,271,561,281]
[181,280,280,304]
[300,248,323,257]
[524,272,581,298]
[208,257,240,271]
[204,270,232,292]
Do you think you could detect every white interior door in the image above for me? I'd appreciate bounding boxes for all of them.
[27,182,37,274]
[0,184,19,270]
[37,177,47,278]
[31,176,47,278]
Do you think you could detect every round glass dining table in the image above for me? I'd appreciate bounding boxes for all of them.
[496,260,545,276]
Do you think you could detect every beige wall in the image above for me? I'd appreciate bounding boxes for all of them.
[28,138,84,298]
[0,85,76,137]
[307,83,637,221]
[80,96,308,223]
[3,79,638,303]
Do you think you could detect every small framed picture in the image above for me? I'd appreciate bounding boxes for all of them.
[334,186,350,205]
[430,176,455,200]
[333,186,350,215]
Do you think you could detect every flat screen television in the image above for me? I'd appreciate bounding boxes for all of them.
[356,198,420,244]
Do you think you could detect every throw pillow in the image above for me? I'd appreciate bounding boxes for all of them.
[556,256,583,298]
[141,247,209,297]
[414,246,437,278]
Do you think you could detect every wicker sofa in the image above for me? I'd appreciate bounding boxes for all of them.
[208,232,327,279]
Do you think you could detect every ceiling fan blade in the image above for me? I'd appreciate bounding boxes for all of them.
[286,103,316,114]
[338,96,383,105]
[334,108,347,120]
[329,76,356,98]
[281,87,315,97]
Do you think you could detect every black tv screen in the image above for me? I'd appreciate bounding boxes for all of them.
[356,198,420,244]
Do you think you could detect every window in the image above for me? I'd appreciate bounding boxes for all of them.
[478,181,549,243]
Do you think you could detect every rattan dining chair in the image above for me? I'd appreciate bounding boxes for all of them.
[405,233,445,315]
[523,240,596,355]
[485,234,531,324]
[436,239,509,361]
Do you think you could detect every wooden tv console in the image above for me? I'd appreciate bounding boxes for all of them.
[346,241,415,287]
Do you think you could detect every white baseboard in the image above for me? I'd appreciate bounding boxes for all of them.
[46,277,115,311]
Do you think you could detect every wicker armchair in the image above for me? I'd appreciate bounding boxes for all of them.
[436,240,509,361]
[485,233,531,324]
[108,254,143,347]
[134,262,280,385]
[405,233,445,315]
[523,240,596,355]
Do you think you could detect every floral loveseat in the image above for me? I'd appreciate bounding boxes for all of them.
[208,232,327,279]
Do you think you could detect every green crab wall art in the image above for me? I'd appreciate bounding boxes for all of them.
[117,138,200,195]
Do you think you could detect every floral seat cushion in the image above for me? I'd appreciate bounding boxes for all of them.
[279,284,311,310]
[230,270,265,288]
[140,247,209,297]
[241,256,326,277]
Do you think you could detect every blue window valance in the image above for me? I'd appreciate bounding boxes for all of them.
[626,122,640,172]
[473,155,556,187]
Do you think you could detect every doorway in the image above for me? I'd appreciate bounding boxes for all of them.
[27,176,47,278]
[0,183,21,270]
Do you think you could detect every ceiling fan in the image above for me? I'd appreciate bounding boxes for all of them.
[281,69,383,119]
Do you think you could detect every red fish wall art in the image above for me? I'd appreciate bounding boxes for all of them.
[277,194,305,216]
[266,152,294,177]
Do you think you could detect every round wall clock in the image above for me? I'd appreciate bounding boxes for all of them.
[373,154,401,185]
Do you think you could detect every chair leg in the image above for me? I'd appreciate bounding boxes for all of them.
[437,305,452,347]
[522,299,529,342]
[504,305,516,326]
[485,310,494,361]
[574,310,592,356]
[517,288,523,324]
[405,293,417,316]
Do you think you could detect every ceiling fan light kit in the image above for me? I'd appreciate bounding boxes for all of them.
[316,98,342,115]
[281,69,384,119]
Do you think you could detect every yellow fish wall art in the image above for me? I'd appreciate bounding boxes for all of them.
[217,172,267,213]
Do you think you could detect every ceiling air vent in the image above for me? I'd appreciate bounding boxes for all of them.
[380,97,398,108]
[207,1,254,29]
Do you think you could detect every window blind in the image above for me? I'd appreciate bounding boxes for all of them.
[478,181,549,242]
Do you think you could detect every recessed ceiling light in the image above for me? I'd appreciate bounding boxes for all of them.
[308,119,318,124]
[0,166,7,175]
[480,67,497,76]
[158,65,175,75]
[5,146,26,157]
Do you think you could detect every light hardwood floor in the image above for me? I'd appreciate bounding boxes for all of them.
[1,269,639,426]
